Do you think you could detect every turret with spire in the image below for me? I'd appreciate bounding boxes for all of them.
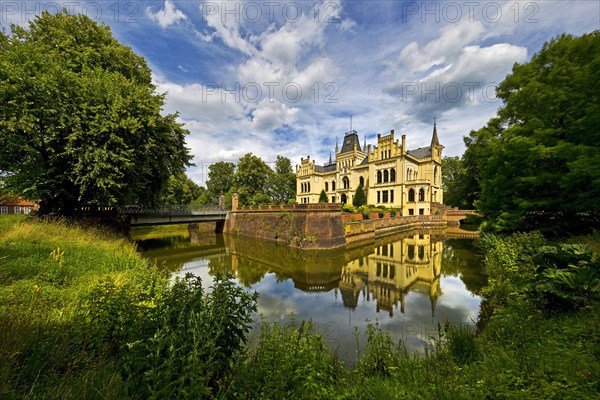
[431,117,440,147]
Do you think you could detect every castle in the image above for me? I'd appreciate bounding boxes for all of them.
[296,123,443,216]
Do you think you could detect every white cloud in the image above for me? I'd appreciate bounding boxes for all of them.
[146,0,187,29]
[251,100,299,131]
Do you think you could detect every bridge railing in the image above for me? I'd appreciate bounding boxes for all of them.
[123,204,227,215]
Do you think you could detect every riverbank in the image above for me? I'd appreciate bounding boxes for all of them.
[1,216,598,398]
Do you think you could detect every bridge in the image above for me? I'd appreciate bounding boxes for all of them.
[123,205,229,228]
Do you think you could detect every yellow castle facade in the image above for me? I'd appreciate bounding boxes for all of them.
[296,123,443,216]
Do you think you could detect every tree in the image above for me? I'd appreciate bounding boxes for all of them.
[319,189,328,203]
[0,12,191,215]
[206,162,236,199]
[235,153,272,205]
[161,173,202,205]
[268,156,296,204]
[466,32,600,232]
[353,185,366,207]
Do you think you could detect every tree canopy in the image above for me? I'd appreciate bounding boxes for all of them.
[462,32,600,232]
[202,153,297,206]
[269,156,296,204]
[0,12,191,214]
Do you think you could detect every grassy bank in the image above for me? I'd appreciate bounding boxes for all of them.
[1,216,598,398]
[0,215,168,398]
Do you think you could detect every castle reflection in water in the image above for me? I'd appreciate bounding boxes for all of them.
[136,225,479,317]
[340,233,442,317]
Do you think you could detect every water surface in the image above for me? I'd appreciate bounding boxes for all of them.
[134,225,484,363]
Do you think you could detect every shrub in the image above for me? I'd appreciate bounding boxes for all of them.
[358,321,405,376]
[123,274,258,399]
[232,318,338,399]
[342,204,357,213]
[353,185,366,207]
[319,189,328,203]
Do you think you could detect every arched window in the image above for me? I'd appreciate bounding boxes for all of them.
[418,188,425,202]
[343,176,350,189]
[408,189,415,202]
[377,170,382,184]
[418,246,425,260]
[407,245,415,259]
[383,170,389,183]
[390,168,396,182]
[301,183,305,193]
[325,182,329,192]
[331,180,336,191]
[434,166,438,183]
[359,176,365,187]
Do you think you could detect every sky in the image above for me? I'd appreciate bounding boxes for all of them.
[1,0,599,185]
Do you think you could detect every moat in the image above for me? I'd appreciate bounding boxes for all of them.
[133,225,484,363]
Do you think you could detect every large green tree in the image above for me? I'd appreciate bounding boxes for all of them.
[468,32,600,232]
[206,161,236,198]
[0,12,191,215]
[160,173,202,205]
[235,153,272,205]
[268,155,296,204]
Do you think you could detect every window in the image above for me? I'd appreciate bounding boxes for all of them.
[407,245,415,259]
[389,265,395,279]
[389,245,394,258]
[0,206,7,214]
[383,170,389,183]
[325,182,328,192]
[419,208,424,215]
[359,176,364,187]
[377,170,382,184]
[408,189,415,202]
[331,196,335,203]
[341,194,347,204]
[382,190,388,203]
[418,246,425,259]
[418,188,425,202]
[343,176,350,189]
[390,168,396,182]
[23,207,30,214]
[382,245,388,256]
[331,181,336,191]
[14,206,21,215]
[408,208,414,216]
[390,190,394,203]
[377,191,380,203]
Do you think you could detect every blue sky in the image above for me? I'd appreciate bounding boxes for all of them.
[2,1,599,184]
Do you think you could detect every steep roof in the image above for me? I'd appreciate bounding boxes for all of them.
[407,146,432,159]
[340,131,361,153]
[314,164,337,173]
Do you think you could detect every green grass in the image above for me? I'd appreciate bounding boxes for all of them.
[0,215,167,398]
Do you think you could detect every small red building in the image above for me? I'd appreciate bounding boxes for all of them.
[0,197,38,215]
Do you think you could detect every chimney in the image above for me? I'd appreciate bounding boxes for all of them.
[402,135,406,154]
